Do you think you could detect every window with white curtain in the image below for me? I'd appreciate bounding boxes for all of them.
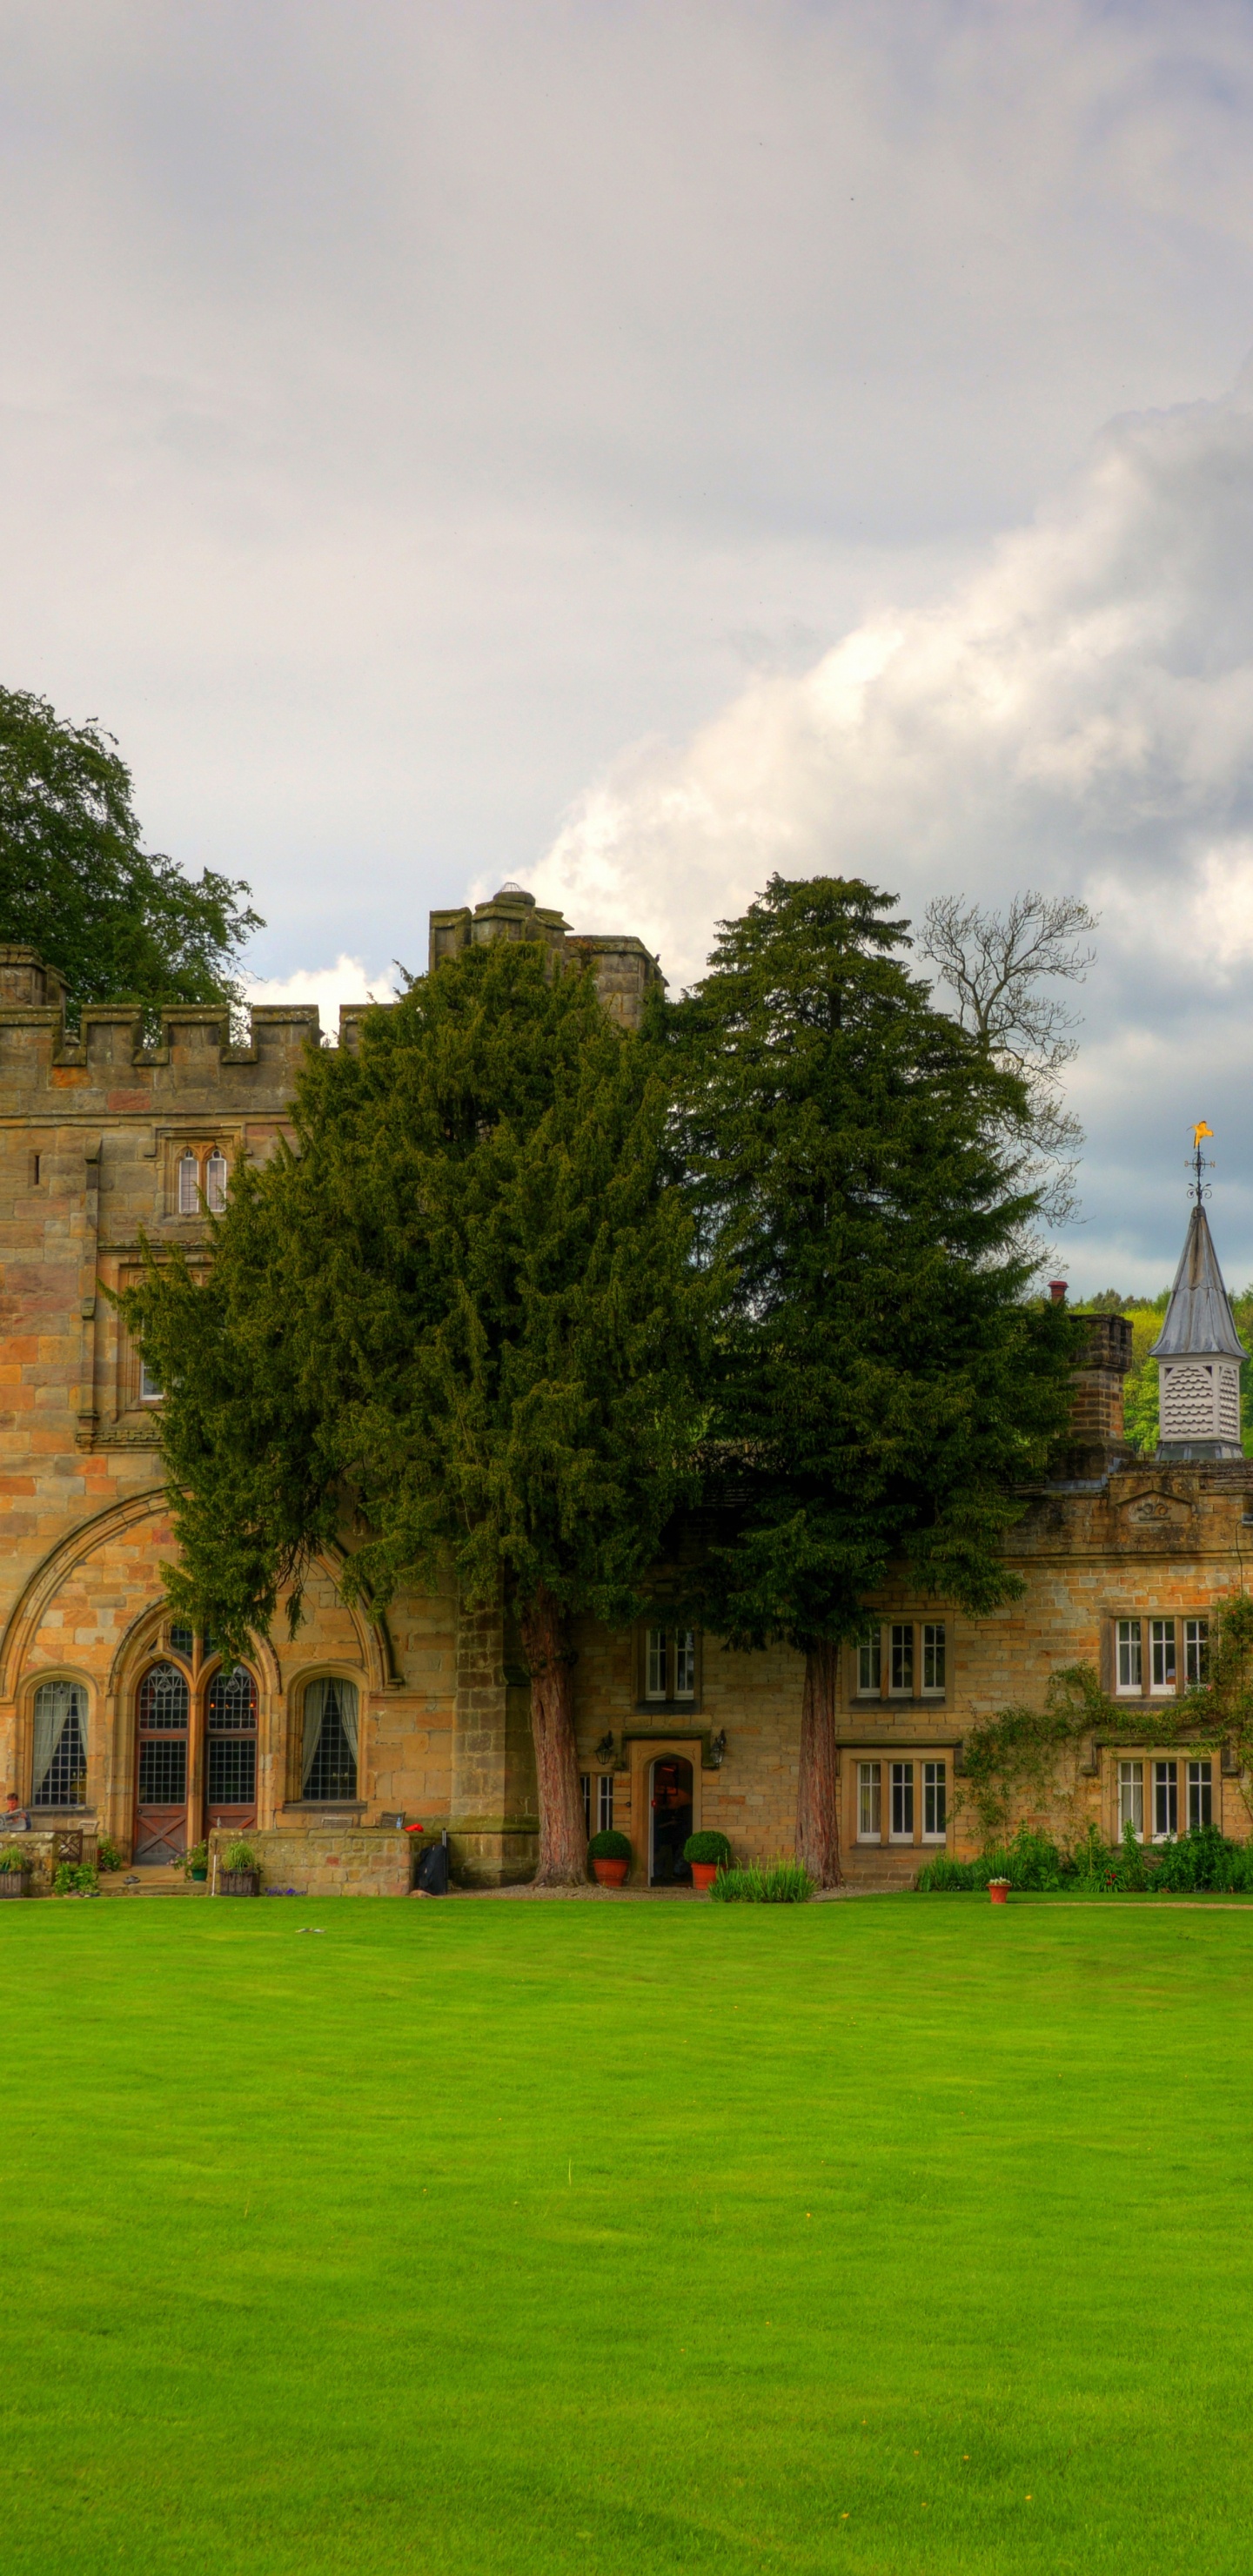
[301,1679,359,1801]
[178,1150,199,1215]
[204,1151,228,1213]
[1118,1761,1143,1838]
[31,1680,89,1808]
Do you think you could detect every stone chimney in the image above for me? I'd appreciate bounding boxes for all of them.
[1069,1314,1134,1455]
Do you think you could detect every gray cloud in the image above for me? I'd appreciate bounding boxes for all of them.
[4,3,1253,1280]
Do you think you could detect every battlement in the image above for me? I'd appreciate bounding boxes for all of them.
[0,950,320,1111]
[428,888,663,1030]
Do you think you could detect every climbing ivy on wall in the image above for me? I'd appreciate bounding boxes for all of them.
[959,1593,1253,1841]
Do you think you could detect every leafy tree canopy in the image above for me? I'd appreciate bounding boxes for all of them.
[0,687,261,1010]
[120,938,713,1882]
[668,875,1083,1652]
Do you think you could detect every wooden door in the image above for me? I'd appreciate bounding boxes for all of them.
[649,1755,694,1885]
[134,1661,190,1862]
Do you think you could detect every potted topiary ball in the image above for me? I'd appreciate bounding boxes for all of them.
[587,1828,632,1888]
[684,1829,733,1893]
[220,1839,261,1896]
[0,1844,32,1898]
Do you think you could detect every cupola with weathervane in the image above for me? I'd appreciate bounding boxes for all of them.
[1149,1123,1247,1461]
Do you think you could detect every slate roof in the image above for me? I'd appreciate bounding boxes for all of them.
[1149,1204,1248,1360]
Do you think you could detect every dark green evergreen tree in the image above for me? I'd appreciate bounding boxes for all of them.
[120,938,710,1885]
[0,687,260,1010]
[667,875,1082,1885]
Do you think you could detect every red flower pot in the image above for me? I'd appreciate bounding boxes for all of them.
[988,1880,1010,1905]
[593,1857,628,1887]
[690,1862,720,1893]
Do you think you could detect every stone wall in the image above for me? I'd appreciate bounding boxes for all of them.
[210,1824,414,1897]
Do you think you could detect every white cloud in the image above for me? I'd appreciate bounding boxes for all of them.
[530,362,1253,1291]
[245,954,400,1042]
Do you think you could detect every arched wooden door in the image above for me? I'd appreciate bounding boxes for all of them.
[134,1662,190,1862]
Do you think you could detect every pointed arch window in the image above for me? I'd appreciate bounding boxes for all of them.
[178,1150,199,1215]
[207,1664,257,1809]
[204,1151,228,1214]
[301,1679,359,1801]
[31,1680,89,1808]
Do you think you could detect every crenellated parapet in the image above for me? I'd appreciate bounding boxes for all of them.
[0,949,320,1111]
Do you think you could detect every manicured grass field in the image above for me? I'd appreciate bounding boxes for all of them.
[3,1895,1252,2575]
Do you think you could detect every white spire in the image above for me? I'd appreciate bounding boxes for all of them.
[1150,1137,1246,1458]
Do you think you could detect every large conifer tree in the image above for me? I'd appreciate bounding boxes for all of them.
[122,938,709,1885]
[667,875,1081,1886]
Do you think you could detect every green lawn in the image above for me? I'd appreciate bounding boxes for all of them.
[3,1895,1251,2574]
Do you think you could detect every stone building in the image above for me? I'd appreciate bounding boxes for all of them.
[2,891,1250,1894]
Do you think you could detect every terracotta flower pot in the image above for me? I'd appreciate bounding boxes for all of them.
[988,1879,1010,1906]
[593,1857,628,1887]
[690,1862,720,1893]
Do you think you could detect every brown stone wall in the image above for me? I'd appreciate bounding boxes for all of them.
[210,1824,412,1897]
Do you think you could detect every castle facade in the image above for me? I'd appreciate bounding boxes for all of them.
[3,893,1250,1893]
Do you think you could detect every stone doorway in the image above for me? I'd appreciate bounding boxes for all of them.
[649,1754,694,1885]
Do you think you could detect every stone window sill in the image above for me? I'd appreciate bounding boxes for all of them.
[281,1801,367,1815]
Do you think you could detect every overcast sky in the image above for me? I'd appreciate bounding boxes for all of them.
[7,0,1253,1291]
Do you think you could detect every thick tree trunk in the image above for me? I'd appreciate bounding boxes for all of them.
[796,1639,841,1888]
[517,1581,588,1888]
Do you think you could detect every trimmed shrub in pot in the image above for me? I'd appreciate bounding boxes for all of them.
[221,1838,261,1897]
[683,1828,733,1893]
[587,1828,632,1888]
[0,1844,32,1896]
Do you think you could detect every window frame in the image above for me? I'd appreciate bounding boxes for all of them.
[1118,1759,1144,1839]
[1187,1759,1213,1831]
[636,1624,701,1713]
[295,1674,361,1808]
[889,1761,915,1843]
[853,1621,947,1703]
[857,1760,881,1842]
[1152,1759,1179,1844]
[1110,1613,1212,1701]
[28,1676,91,1813]
[922,1760,947,1842]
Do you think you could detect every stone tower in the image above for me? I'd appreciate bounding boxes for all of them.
[1150,1203,1247,1461]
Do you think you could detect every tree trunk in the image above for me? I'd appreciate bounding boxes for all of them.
[796,1639,841,1887]
[517,1581,588,1888]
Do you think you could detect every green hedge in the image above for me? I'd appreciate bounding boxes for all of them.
[915,1821,1253,1895]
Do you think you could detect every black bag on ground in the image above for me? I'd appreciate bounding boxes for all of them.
[415,1840,449,1895]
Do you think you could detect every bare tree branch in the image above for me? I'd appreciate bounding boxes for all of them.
[920,889,1098,1244]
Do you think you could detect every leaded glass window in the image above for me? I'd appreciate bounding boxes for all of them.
[138,1664,189,1729]
[301,1678,358,1801]
[32,1680,89,1808]
[208,1666,257,1728]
